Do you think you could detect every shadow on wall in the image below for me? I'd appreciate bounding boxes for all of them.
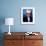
[0,16,5,46]
[0,16,5,32]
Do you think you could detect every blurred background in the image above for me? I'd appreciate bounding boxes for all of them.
[0,0,46,46]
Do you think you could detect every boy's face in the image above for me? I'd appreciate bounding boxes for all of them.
[26,13,31,17]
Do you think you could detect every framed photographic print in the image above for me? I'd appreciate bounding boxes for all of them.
[21,7,35,24]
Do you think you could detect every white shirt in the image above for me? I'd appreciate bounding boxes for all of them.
[28,17,30,22]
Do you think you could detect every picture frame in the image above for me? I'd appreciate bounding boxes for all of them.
[21,7,35,24]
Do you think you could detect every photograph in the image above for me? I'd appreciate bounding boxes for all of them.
[21,7,35,24]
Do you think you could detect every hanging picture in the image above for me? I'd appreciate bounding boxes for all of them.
[21,7,35,24]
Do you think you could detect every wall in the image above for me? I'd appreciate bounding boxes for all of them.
[0,0,46,46]
[0,0,46,32]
